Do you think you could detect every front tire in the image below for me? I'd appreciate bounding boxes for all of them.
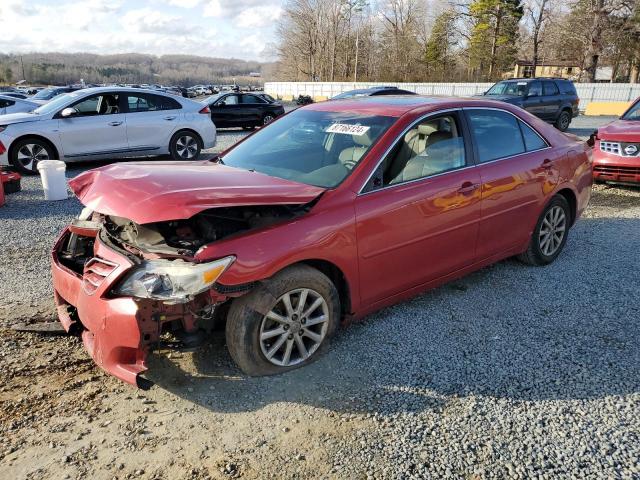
[225,265,340,376]
[169,130,202,160]
[555,110,571,132]
[518,195,571,266]
[262,114,275,126]
[10,137,55,175]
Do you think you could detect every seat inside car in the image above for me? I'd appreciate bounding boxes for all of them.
[100,95,119,114]
[338,131,373,168]
[388,119,463,184]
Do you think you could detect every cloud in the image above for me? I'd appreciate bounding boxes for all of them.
[237,6,283,28]
[0,0,281,61]
[122,8,194,35]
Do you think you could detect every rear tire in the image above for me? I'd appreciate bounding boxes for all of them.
[169,130,202,160]
[518,195,571,266]
[225,265,340,376]
[554,110,571,132]
[9,137,56,175]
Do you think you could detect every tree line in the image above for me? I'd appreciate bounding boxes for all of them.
[0,52,270,86]
[274,0,640,83]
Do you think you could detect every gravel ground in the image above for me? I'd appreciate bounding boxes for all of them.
[1,116,639,479]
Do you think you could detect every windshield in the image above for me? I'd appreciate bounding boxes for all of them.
[333,91,368,100]
[32,92,80,115]
[32,88,63,100]
[486,82,527,96]
[221,109,396,188]
[621,101,640,121]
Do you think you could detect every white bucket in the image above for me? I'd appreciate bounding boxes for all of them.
[37,160,68,201]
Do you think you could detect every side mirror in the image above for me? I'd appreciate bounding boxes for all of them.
[215,101,226,107]
[60,107,77,118]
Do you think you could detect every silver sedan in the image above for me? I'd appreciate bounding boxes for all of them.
[0,94,39,115]
[0,87,216,174]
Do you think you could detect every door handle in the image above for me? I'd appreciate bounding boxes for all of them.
[541,159,553,169]
[108,121,123,126]
[457,181,478,195]
[163,116,176,121]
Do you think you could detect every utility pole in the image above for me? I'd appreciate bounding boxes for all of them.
[20,56,26,83]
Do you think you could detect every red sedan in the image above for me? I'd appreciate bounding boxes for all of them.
[592,97,640,185]
[52,96,592,388]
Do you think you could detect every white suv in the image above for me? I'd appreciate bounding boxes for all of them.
[0,87,216,174]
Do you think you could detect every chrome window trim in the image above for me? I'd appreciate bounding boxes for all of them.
[357,108,463,195]
[357,106,553,195]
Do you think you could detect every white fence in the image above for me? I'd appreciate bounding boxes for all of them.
[264,81,640,111]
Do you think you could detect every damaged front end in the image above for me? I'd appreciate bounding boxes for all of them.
[52,203,314,388]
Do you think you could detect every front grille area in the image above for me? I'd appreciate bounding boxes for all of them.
[600,141,621,155]
[599,141,640,157]
[83,257,118,295]
[594,165,640,175]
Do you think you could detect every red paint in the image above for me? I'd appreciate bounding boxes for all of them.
[592,99,640,184]
[52,97,592,386]
[69,161,326,224]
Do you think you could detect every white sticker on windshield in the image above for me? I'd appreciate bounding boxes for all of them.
[326,123,370,136]
[517,82,527,85]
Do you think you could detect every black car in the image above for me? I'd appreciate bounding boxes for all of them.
[332,86,417,100]
[480,78,579,131]
[202,92,285,129]
[31,86,82,102]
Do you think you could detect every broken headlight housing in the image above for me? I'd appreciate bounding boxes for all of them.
[113,256,235,302]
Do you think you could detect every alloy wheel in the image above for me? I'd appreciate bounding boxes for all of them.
[175,135,198,159]
[263,115,274,125]
[539,205,566,256]
[17,143,50,172]
[259,288,329,367]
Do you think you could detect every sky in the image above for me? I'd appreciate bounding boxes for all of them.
[0,0,285,61]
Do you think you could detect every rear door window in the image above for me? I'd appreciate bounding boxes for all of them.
[241,94,266,104]
[543,81,559,96]
[127,93,181,112]
[466,109,526,163]
[527,81,542,97]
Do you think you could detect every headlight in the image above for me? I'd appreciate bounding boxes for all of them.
[113,256,235,302]
[0,125,7,133]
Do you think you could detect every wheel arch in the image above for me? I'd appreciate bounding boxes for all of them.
[9,134,60,162]
[555,187,577,226]
[170,127,203,145]
[286,259,353,319]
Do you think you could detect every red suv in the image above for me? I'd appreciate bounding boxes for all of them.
[592,97,640,185]
[52,96,592,387]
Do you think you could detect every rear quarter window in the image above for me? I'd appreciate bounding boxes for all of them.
[557,81,577,96]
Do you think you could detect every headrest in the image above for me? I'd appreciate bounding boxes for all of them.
[353,130,372,147]
[417,124,435,136]
[426,130,452,146]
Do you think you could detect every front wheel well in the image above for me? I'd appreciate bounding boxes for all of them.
[555,188,577,226]
[9,135,60,161]
[298,260,352,318]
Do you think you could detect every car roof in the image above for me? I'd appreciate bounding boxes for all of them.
[0,94,36,103]
[305,95,540,117]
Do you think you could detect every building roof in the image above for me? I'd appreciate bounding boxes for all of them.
[516,59,579,67]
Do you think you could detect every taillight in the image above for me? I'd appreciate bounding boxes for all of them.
[199,105,210,114]
[0,141,5,156]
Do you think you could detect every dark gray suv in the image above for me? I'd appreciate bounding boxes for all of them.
[480,78,579,131]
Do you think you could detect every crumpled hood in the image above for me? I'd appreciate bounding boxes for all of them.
[597,119,640,142]
[69,161,326,224]
[0,112,41,125]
